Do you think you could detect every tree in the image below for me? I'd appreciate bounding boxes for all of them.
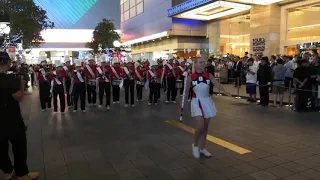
[86,19,120,54]
[0,0,54,49]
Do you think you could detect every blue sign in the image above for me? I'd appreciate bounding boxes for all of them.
[167,0,214,17]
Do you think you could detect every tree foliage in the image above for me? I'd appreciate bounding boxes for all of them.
[86,19,120,54]
[0,0,54,49]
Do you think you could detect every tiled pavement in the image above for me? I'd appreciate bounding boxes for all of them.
[2,87,320,180]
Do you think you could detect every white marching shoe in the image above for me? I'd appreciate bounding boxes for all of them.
[200,148,212,158]
[192,144,200,159]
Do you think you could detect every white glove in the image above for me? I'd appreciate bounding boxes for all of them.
[256,82,259,86]
[267,82,271,85]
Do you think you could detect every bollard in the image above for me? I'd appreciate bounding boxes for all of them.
[217,78,222,96]
[235,77,241,99]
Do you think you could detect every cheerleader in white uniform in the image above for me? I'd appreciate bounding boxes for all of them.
[184,56,231,159]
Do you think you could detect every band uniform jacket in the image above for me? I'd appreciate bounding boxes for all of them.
[110,66,122,80]
[34,65,51,81]
[83,65,98,80]
[164,63,176,78]
[148,68,162,83]
[122,66,135,80]
[52,69,66,86]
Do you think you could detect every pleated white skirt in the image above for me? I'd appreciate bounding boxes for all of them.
[191,97,217,119]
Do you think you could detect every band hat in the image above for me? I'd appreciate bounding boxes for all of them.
[178,58,184,64]
[38,56,47,63]
[74,59,81,67]
[21,56,27,63]
[100,55,106,62]
[127,55,133,63]
[87,54,95,61]
[134,62,141,68]
[64,55,71,62]
[112,57,119,65]
[55,60,62,67]
[163,60,168,65]
[168,54,174,60]
[96,56,101,63]
[186,59,193,64]
[150,60,158,67]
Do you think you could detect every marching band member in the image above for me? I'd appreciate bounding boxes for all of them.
[97,55,111,110]
[63,55,74,107]
[184,57,231,159]
[143,60,150,71]
[134,61,145,101]
[163,55,177,103]
[186,59,193,101]
[122,57,135,107]
[83,54,98,107]
[34,56,51,111]
[72,59,86,112]
[51,60,66,113]
[177,58,186,96]
[147,61,162,106]
[110,57,122,104]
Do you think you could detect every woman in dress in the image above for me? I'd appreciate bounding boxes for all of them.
[184,57,231,159]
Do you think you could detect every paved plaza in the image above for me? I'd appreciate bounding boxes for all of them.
[2,87,320,180]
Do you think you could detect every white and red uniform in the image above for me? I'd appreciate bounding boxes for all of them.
[190,72,216,118]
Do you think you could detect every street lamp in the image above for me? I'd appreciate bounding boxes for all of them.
[0,12,10,35]
[0,12,10,51]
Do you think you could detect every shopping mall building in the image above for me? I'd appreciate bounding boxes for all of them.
[120,0,320,59]
[23,0,121,64]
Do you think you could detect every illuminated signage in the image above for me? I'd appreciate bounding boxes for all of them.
[167,0,213,17]
[179,1,251,21]
[33,0,98,28]
[38,29,121,43]
[238,0,284,5]
[122,31,169,46]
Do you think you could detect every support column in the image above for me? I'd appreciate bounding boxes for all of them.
[207,21,220,56]
[250,4,281,57]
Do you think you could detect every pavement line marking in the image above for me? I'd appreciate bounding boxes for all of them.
[165,120,251,155]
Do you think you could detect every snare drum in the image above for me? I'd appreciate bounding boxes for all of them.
[136,80,145,85]
[176,80,183,89]
[112,80,121,85]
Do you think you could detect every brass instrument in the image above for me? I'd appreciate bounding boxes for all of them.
[153,70,161,83]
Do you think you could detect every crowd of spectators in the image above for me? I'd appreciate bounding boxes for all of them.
[208,51,320,112]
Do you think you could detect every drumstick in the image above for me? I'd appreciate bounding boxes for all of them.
[179,67,189,122]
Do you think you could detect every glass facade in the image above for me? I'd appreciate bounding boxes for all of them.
[121,0,144,22]
[208,15,250,57]
[284,2,320,55]
[287,5,320,42]
[219,15,250,56]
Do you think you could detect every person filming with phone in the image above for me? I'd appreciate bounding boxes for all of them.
[0,52,39,180]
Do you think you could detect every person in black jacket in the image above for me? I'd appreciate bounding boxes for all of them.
[232,56,243,87]
[0,52,39,180]
[206,59,215,95]
[257,56,272,106]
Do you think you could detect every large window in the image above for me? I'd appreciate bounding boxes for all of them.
[219,15,250,56]
[121,0,144,22]
[287,5,320,42]
[208,15,250,56]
